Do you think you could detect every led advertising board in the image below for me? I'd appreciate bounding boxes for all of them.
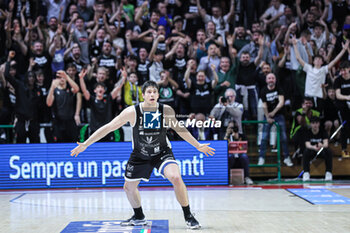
[0,141,228,189]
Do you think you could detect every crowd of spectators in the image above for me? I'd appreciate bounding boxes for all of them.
[0,0,350,167]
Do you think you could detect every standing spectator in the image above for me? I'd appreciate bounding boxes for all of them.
[191,29,207,62]
[49,24,67,77]
[229,35,264,120]
[77,0,94,22]
[196,0,235,44]
[79,68,124,141]
[213,56,236,101]
[183,0,204,41]
[46,70,80,142]
[310,20,330,50]
[35,69,53,142]
[119,72,144,107]
[302,116,333,182]
[204,21,224,48]
[197,43,220,82]
[136,48,150,85]
[292,37,349,113]
[148,35,165,83]
[257,73,293,166]
[230,26,250,53]
[98,41,119,82]
[157,1,173,37]
[335,61,350,158]
[260,0,285,26]
[4,52,39,143]
[45,0,68,22]
[29,40,52,84]
[185,64,218,115]
[238,30,271,66]
[177,59,196,115]
[70,16,90,64]
[164,39,188,85]
[157,70,178,109]
[64,43,86,72]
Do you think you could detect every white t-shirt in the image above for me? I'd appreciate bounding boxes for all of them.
[303,63,328,98]
[264,4,285,18]
[311,31,327,49]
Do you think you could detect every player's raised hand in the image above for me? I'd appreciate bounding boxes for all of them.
[197,143,216,157]
[71,142,87,157]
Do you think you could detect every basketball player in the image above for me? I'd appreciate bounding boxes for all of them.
[71,81,215,229]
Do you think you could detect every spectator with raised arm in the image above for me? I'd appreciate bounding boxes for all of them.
[197,43,220,82]
[259,0,285,26]
[185,64,218,115]
[46,70,80,142]
[4,51,40,143]
[196,0,235,45]
[233,35,264,120]
[79,68,124,141]
[292,36,349,113]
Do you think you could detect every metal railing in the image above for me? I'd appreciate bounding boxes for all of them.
[242,120,281,181]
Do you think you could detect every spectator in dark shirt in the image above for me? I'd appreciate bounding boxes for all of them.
[302,116,333,182]
[46,70,80,142]
[323,87,340,144]
[158,70,178,109]
[335,61,350,158]
[185,64,218,115]
[79,68,124,141]
[257,73,293,167]
[229,35,264,120]
[4,52,39,143]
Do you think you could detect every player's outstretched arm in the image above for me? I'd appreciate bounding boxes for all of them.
[70,106,134,157]
[164,105,216,157]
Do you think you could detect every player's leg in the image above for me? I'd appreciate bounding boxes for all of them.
[121,155,153,226]
[163,163,201,229]
[164,163,188,206]
[121,180,148,226]
[124,180,142,209]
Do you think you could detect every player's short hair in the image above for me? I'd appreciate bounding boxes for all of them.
[142,80,159,94]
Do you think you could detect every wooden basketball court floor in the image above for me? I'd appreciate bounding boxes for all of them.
[1,184,350,233]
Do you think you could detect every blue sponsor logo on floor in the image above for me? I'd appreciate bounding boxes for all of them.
[61,220,169,233]
[287,188,350,205]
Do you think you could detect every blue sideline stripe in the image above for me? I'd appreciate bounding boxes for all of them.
[287,188,350,205]
[9,193,26,202]
[61,220,169,233]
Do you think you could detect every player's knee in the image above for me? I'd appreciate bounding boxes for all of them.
[167,173,182,185]
[123,182,137,193]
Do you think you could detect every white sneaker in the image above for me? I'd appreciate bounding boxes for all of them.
[325,172,333,181]
[245,177,253,185]
[257,157,265,165]
[283,157,293,167]
[303,172,310,182]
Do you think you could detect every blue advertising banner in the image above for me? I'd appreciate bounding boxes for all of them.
[0,141,228,189]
